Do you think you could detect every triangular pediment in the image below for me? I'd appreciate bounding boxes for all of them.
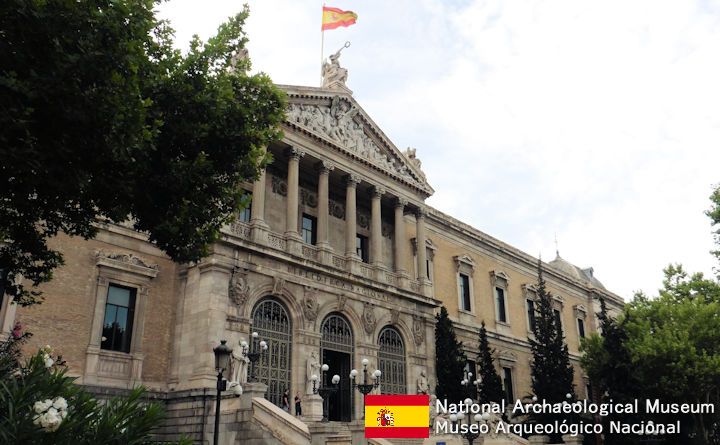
[279,85,434,197]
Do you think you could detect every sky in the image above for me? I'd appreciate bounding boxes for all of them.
[157,0,720,301]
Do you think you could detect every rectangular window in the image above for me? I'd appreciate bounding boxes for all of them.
[237,193,252,223]
[577,318,585,339]
[101,284,136,353]
[526,300,536,332]
[301,214,317,245]
[459,274,471,311]
[356,234,368,263]
[496,287,507,323]
[503,367,514,405]
[426,259,431,279]
[554,309,563,330]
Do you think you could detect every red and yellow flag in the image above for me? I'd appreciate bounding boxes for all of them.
[365,395,429,439]
[321,6,358,31]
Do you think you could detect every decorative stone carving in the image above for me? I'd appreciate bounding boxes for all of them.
[230,343,250,383]
[357,211,370,229]
[329,200,345,219]
[362,302,376,335]
[272,277,286,296]
[403,147,426,180]
[390,308,400,326]
[96,251,158,271]
[286,97,417,182]
[412,315,424,346]
[271,175,287,196]
[322,45,349,88]
[306,350,321,395]
[229,48,249,73]
[228,268,249,307]
[337,294,347,312]
[302,286,319,324]
[416,370,429,395]
[300,188,318,208]
[381,222,393,238]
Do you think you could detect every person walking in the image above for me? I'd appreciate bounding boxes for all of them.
[294,391,302,417]
[282,389,290,412]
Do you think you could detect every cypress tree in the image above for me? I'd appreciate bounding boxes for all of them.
[434,306,467,403]
[528,259,576,436]
[476,320,504,405]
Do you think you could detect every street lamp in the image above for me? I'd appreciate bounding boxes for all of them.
[212,340,232,445]
[314,363,340,422]
[350,358,381,419]
[240,331,268,382]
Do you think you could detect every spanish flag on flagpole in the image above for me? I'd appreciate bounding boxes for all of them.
[321,6,358,30]
[365,395,430,439]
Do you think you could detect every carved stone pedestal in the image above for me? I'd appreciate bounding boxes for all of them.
[251,221,270,244]
[303,394,323,422]
[239,381,268,410]
[286,233,304,257]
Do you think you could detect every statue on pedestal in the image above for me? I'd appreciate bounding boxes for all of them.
[230,343,250,384]
[322,42,351,89]
[306,350,321,395]
[416,370,429,395]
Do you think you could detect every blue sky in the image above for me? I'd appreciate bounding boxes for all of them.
[157,0,720,300]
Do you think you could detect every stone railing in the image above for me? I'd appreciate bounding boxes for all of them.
[409,280,421,293]
[332,254,347,269]
[385,271,398,286]
[359,263,374,279]
[252,397,311,445]
[229,221,251,239]
[301,244,318,261]
[267,233,287,251]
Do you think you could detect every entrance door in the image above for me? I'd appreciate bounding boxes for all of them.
[323,349,351,421]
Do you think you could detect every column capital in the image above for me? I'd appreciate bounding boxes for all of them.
[394,197,408,209]
[286,146,306,160]
[315,160,336,174]
[414,206,427,218]
[344,173,362,187]
[370,185,387,198]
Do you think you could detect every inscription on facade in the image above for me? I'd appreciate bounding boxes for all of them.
[286,265,390,301]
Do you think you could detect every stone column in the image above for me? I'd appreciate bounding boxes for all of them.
[344,174,360,258]
[285,147,305,255]
[316,161,335,264]
[369,185,385,267]
[250,159,270,243]
[415,207,432,296]
[394,198,409,288]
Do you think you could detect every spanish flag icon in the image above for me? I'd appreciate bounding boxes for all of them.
[365,395,429,438]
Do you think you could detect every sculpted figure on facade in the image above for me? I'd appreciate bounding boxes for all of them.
[302,286,319,325]
[306,350,321,395]
[362,302,377,335]
[416,370,429,395]
[390,308,400,326]
[403,147,426,180]
[272,277,286,296]
[412,315,424,346]
[337,294,348,312]
[322,48,349,88]
[228,268,249,307]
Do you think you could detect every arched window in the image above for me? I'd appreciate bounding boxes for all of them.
[378,326,406,395]
[320,313,354,421]
[251,298,292,407]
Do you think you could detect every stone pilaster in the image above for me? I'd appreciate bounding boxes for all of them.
[250,167,270,243]
[285,147,305,256]
[344,174,361,261]
[369,185,385,266]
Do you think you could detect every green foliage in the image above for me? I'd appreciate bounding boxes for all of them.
[528,260,576,435]
[0,332,189,444]
[707,185,720,263]
[476,321,504,405]
[435,306,467,403]
[0,0,286,305]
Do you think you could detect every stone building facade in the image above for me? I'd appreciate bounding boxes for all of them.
[3,80,624,441]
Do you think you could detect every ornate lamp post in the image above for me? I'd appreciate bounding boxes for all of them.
[212,340,232,445]
[350,358,382,418]
[240,331,268,382]
[456,371,491,445]
[313,363,340,422]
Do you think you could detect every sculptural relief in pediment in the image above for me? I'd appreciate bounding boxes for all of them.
[286,97,425,185]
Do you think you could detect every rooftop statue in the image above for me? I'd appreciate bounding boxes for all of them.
[322,42,350,89]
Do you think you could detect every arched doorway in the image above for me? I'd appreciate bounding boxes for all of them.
[251,298,292,407]
[378,326,406,395]
[320,313,354,421]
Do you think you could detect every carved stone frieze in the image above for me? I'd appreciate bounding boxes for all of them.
[272,277,286,296]
[96,251,158,271]
[286,97,417,182]
[300,188,318,208]
[229,268,249,307]
[329,200,345,219]
[390,308,400,326]
[362,302,377,335]
[337,294,348,312]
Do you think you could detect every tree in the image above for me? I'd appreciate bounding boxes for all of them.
[528,260,576,436]
[476,320,504,405]
[707,184,720,263]
[435,306,467,403]
[0,330,190,444]
[0,1,286,305]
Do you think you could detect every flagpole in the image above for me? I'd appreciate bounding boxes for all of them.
[320,3,325,86]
